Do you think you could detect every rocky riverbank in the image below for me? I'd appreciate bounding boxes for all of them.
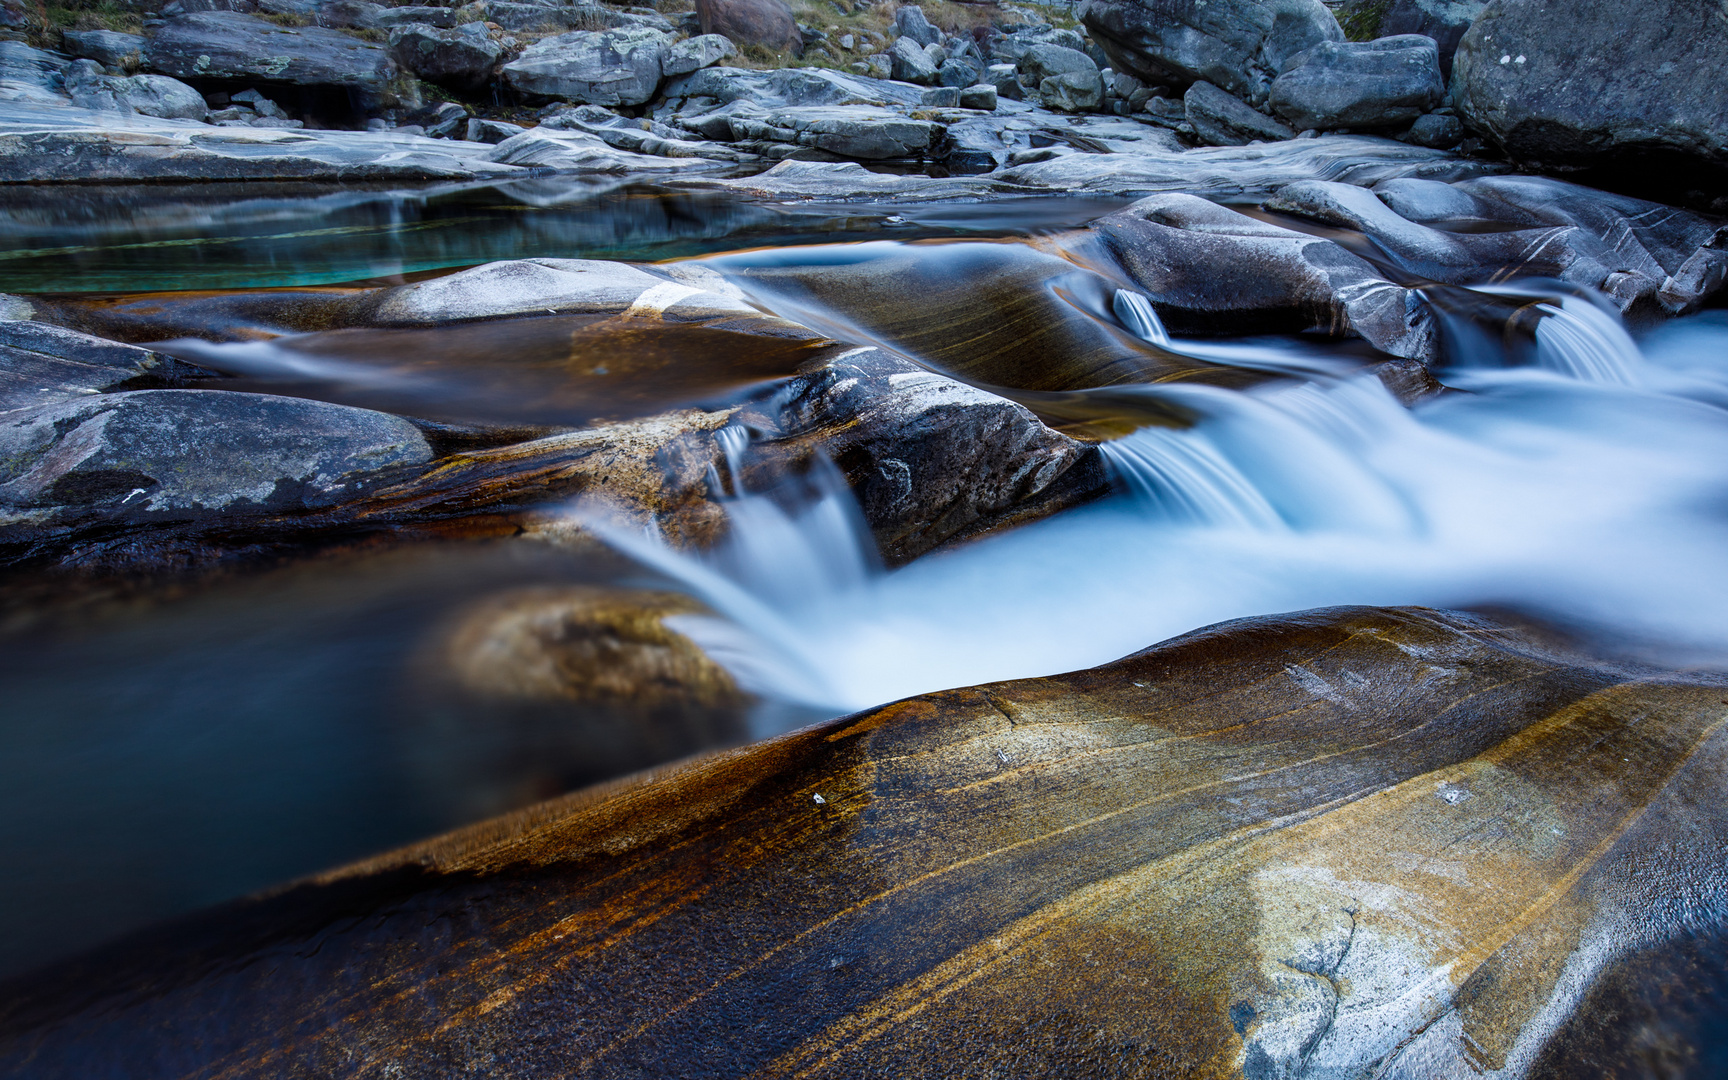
[0,0,1722,208]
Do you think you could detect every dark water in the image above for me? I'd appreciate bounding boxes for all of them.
[0,177,1133,294]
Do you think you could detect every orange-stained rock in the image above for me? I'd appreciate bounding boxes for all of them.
[2,606,1725,1077]
[697,0,801,54]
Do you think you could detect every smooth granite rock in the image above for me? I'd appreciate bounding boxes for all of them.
[1452,0,1728,204]
[62,30,147,73]
[1096,191,1436,357]
[64,61,210,121]
[1184,79,1293,145]
[144,11,401,108]
[0,321,207,415]
[9,605,1725,1078]
[1270,34,1443,131]
[663,33,736,76]
[1079,0,1343,105]
[388,23,502,92]
[0,389,431,516]
[0,41,69,105]
[502,27,670,106]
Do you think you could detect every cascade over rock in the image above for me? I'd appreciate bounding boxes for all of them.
[5,606,1724,1077]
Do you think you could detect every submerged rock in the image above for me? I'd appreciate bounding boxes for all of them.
[1095,192,1436,358]
[7,606,1724,1077]
[1269,34,1444,131]
[1451,0,1728,207]
[1266,175,1728,316]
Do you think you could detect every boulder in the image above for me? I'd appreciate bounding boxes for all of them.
[957,83,995,111]
[485,127,705,170]
[482,2,672,33]
[663,33,736,76]
[0,389,431,518]
[63,60,210,121]
[0,41,70,105]
[501,27,669,107]
[1038,71,1104,113]
[465,117,526,143]
[696,0,801,54]
[0,321,207,416]
[1266,175,1728,316]
[1184,79,1293,145]
[887,35,937,85]
[13,606,1728,1078]
[1452,0,1728,207]
[660,64,924,111]
[691,101,945,159]
[990,26,1087,64]
[1405,111,1461,149]
[62,29,146,73]
[1095,192,1435,358]
[143,12,400,108]
[891,4,941,47]
[935,57,981,89]
[1334,0,1484,75]
[388,22,502,92]
[1269,34,1443,131]
[1078,0,1342,105]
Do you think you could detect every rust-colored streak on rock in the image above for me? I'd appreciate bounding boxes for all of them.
[2,606,1724,1077]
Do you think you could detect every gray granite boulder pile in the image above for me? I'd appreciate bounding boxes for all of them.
[502,27,669,106]
[1185,80,1292,145]
[388,23,503,92]
[1452,0,1728,206]
[1270,35,1443,131]
[1078,0,1342,105]
[1018,43,1103,113]
[144,12,402,109]
[891,5,942,48]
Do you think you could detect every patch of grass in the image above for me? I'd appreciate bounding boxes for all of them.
[34,0,143,48]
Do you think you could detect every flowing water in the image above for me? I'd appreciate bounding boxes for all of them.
[3,182,1728,978]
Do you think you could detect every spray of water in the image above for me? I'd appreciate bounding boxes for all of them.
[579,294,1728,723]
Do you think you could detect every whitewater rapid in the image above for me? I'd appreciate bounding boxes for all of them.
[588,295,1728,724]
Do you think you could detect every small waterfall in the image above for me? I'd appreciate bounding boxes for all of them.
[1113,289,1171,347]
[1532,295,1641,385]
[584,292,1728,722]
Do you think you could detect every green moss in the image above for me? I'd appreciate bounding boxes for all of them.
[1336,0,1392,42]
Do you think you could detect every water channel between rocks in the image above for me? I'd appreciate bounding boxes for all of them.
[3,176,1728,983]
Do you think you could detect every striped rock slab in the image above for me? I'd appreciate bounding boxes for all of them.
[2,606,1726,1077]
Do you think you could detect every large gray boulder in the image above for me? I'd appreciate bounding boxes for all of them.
[143,12,400,107]
[696,0,801,53]
[62,29,146,72]
[1334,0,1485,75]
[63,60,209,120]
[1452,0,1728,204]
[887,35,938,85]
[502,27,669,106]
[388,22,502,91]
[1184,80,1294,144]
[891,4,942,47]
[663,33,736,76]
[1078,0,1342,105]
[0,390,431,517]
[1269,34,1442,131]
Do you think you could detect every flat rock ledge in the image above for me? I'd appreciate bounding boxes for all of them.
[2,605,1723,1078]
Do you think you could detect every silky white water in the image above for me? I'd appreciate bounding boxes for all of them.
[588,298,1728,722]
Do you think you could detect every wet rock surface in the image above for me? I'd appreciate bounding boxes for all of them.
[4,605,1723,1077]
